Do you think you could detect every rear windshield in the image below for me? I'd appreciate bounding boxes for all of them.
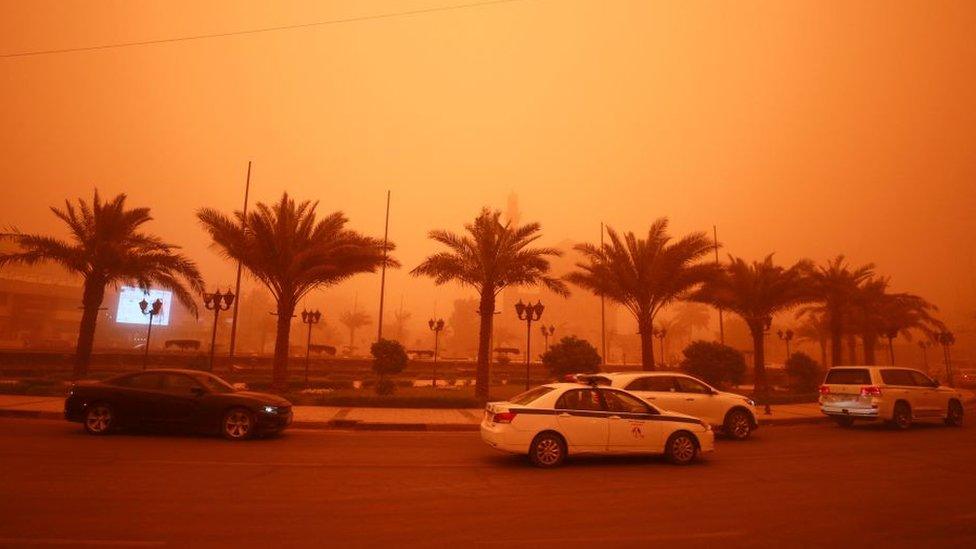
[825,368,872,385]
[509,386,556,406]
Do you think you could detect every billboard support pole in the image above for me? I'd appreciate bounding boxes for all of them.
[228,161,251,359]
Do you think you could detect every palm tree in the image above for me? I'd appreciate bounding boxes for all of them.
[799,255,874,366]
[411,208,568,400]
[0,191,204,377]
[339,309,372,355]
[795,313,829,367]
[198,193,395,389]
[853,277,943,364]
[693,255,810,401]
[566,219,716,371]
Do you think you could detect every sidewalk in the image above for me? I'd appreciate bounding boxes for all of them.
[0,394,928,431]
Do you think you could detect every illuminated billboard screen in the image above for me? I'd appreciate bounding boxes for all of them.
[115,287,173,326]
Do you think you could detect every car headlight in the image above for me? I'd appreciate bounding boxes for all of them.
[262,405,279,414]
[745,398,756,406]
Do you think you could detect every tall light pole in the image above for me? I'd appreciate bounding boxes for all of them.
[301,309,322,387]
[228,160,251,360]
[515,300,544,390]
[540,325,555,353]
[139,297,163,370]
[428,318,445,388]
[203,289,235,372]
[936,331,956,386]
[652,326,667,367]
[776,329,794,361]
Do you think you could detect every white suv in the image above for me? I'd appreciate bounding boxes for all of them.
[592,373,759,440]
[819,366,965,429]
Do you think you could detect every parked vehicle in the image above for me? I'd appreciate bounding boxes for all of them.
[585,372,759,440]
[819,366,964,429]
[481,382,714,468]
[65,369,292,440]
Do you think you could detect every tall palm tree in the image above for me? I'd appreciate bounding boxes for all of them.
[795,313,829,367]
[853,277,943,365]
[799,255,874,366]
[339,309,372,355]
[693,255,811,401]
[0,191,204,377]
[566,219,716,371]
[198,193,395,389]
[411,208,568,400]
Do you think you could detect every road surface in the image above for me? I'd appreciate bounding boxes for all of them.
[1,418,974,548]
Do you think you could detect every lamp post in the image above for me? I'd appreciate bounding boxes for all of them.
[936,331,956,386]
[203,289,235,372]
[428,318,445,388]
[139,297,163,370]
[776,329,794,361]
[759,316,773,415]
[515,300,544,390]
[301,309,322,387]
[918,340,931,370]
[540,325,555,353]
[652,326,667,368]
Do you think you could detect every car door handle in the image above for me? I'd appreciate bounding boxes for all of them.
[558,412,571,417]
[608,415,621,420]
[685,398,695,401]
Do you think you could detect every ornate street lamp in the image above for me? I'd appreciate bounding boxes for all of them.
[301,309,322,387]
[652,326,668,367]
[515,300,544,390]
[428,318,445,388]
[139,297,163,370]
[540,325,555,353]
[203,289,235,371]
[776,329,794,361]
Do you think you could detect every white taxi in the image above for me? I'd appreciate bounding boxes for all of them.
[481,382,714,468]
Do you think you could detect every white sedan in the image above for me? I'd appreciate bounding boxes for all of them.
[481,382,714,467]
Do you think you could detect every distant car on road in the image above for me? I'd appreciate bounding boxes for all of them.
[574,372,759,440]
[481,381,714,468]
[65,369,292,440]
[819,366,964,429]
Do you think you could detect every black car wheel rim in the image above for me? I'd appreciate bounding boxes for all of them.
[225,411,251,438]
[730,413,750,438]
[86,405,111,433]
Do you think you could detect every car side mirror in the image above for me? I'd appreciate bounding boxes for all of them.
[190,386,206,397]
[931,379,940,388]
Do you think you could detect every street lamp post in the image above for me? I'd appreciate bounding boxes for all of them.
[139,297,163,370]
[301,309,322,387]
[776,329,794,361]
[203,289,235,372]
[515,300,544,390]
[428,318,445,388]
[652,327,667,367]
[540,325,555,353]
[936,331,956,386]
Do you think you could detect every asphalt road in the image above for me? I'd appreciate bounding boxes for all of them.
[1,418,974,548]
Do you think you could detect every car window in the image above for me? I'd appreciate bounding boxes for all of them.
[626,376,675,392]
[825,368,872,385]
[602,390,653,414]
[908,370,935,387]
[115,373,163,390]
[160,374,203,395]
[192,372,236,394]
[674,376,712,394]
[509,386,555,406]
[880,369,914,386]
[555,389,604,411]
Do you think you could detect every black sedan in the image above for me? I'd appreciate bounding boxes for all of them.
[65,369,292,440]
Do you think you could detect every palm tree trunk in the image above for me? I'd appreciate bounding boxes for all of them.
[846,335,858,365]
[272,301,295,391]
[887,337,896,365]
[818,338,828,368]
[73,278,105,379]
[475,291,496,401]
[751,325,768,405]
[829,314,844,366]
[862,334,877,365]
[638,316,655,371]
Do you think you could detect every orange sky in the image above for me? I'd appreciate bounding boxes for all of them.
[2,0,975,336]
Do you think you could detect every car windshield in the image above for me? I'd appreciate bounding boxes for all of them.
[825,368,871,385]
[191,372,236,393]
[508,386,555,406]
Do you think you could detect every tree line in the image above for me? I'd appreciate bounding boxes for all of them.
[0,190,947,399]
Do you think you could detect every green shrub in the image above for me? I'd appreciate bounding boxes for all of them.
[375,378,397,395]
[680,340,747,387]
[785,352,822,393]
[542,336,601,377]
[371,339,408,395]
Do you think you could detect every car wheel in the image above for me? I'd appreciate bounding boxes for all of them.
[945,400,963,427]
[665,431,699,465]
[833,416,855,428]
[891,402,912,430]
[724,409,753,440]
[529,432,566,468]
[222,408,255,440]
[84,403,114,435]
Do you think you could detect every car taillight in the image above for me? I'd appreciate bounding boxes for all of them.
[492,411,518,424]
[860,386,882,397]
[818,385,830,395]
